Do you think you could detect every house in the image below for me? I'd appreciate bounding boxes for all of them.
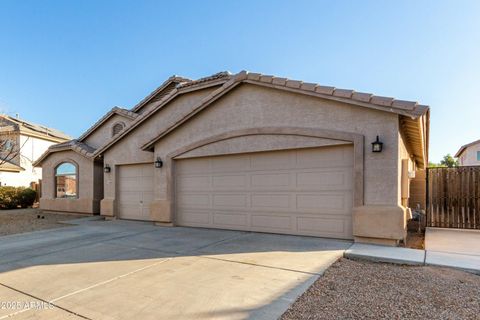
[34,71,430,246]
[0,115,70,187]
[455,139,480,166]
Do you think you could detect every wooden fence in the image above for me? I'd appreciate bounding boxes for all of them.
[427,166,480,229]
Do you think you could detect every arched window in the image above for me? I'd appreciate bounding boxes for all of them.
[55,162,77,198]
[112,122,125,137]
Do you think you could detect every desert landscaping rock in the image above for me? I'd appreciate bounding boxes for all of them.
[281,258,480,320]
[0,208,84,236]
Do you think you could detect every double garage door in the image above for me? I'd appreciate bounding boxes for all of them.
[175,145,354,239]
[116,145,354,239]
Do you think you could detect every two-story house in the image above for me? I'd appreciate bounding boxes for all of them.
[0,115,70,187]
[455,139,480,166]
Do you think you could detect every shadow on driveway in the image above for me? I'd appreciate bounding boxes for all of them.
[0,219,351,320]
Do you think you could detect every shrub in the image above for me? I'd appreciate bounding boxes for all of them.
[0,186,20,209]
[18,188,37,208]
[0,186,37,209]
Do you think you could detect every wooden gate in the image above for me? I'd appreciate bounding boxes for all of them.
[427,166,480,229]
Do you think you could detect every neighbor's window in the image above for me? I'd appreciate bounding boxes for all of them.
[55,162,77,198]
[477,151,480,161]
[112,122,125,137]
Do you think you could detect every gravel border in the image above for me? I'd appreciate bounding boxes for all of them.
[281,258,480,320]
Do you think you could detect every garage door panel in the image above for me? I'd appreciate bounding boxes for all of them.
[296,146,353,168]
[176,145,353,239]
[211,156,250,172]
[178,210,210,225]
[213,212,248,227]
[296,193,351,212]
[250,152,293,170]
[251,173,291,188]
[296,217,346,235]
[177,193,210,208]
[251,214,292,231]
[251,194,291,209]
[212,194,247,207]
[212,175,246,189]
[176,176,211,191]
[117,191,141,203]
[296,170,352,190]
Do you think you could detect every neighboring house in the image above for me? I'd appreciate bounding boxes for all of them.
[34,71,430,246]
[0,115,70,187]
[455,139,480,166]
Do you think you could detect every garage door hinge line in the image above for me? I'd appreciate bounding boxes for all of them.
[0,283,92,320]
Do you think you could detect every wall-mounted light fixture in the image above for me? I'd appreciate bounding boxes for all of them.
[104,165,111,173]
[371,135,383,153]
[154,157,163,168]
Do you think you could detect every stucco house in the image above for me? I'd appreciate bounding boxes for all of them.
[0,115,70,187]
[34,71,429,246]
[455,139,480,166]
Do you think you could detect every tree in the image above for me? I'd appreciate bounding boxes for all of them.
[439,154,458,168]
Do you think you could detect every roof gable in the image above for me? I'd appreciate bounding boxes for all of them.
[77,107,138,142]
[455,139,480,157]
[33,139,95,167]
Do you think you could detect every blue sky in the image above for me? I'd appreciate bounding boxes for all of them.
[1,0,479,162]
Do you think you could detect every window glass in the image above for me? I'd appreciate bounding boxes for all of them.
[477,151,480,161]
[55,162,77,198]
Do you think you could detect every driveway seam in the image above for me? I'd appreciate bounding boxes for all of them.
[0,283,92,320]
[198,255,325,276]
[50,258,173,303]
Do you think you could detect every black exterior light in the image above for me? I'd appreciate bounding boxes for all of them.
[154,157,163,168]
[104,165,111,173]
[371,135,383,153]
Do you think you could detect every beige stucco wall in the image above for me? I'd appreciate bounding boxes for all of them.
[83,114,134,149]
[39,150,102,214]
[102,83,408,244]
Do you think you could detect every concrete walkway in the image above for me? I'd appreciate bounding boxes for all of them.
[0,219,350,320]
[345,241,480,274]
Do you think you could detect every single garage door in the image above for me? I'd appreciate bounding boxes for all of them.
[117,163,154,221]
[175,145,354,239]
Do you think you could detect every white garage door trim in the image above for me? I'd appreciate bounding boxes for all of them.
[117,163,154,221]
[175,145,354,239]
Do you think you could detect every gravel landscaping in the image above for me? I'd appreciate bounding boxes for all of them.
[282,258,480,320]
[0,208,85,236]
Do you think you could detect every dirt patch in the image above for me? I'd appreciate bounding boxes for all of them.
[282,258,480,320]
[0,208,86,236]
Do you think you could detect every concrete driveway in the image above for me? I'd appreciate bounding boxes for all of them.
[0,218,351,320]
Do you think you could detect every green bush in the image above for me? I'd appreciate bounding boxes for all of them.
[0,187,37,209]
[18,188,37,208]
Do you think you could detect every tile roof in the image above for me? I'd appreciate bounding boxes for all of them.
[33,139,96,166]
[0,115,71,141]
[240,71,428,118]
[131,76,192,112]
[176,71,232,89]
